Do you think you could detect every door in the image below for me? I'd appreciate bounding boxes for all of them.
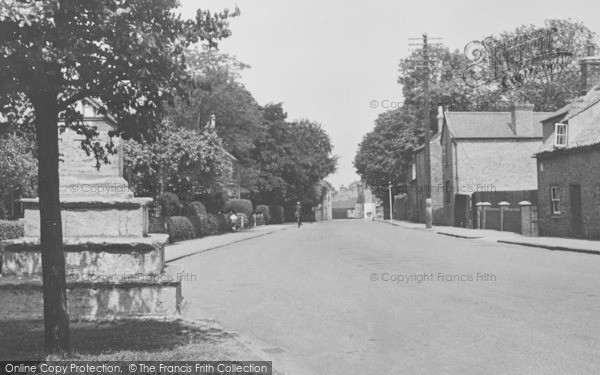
[569,184,584,236]
[453,194,469,228]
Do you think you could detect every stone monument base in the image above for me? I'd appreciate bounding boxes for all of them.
[0,264,182,321]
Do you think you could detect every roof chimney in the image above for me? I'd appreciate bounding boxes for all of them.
[510,102,534,136]
[580,44,600,95]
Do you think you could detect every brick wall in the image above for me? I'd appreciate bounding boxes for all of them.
[455,139,541,194]
[537,148,600,239]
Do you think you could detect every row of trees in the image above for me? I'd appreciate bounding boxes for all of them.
[123,47,338,211]
[0,1,336,354]
[355,19,595,205]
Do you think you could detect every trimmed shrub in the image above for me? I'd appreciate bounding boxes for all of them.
[255,205,271,224]
[190,201,207,215]
[234,213,250,229]
[0,220,24,241]
[194,214,210,237]
[269,205,284,224]
[149,217,168,234]
[254,214,266,226]
[166,216,195,243]
[205,214,222,235]
[157,193,181,217]
[223,199,253,219]
[216,213,229,232]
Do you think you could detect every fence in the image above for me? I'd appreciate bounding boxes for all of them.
[475,201,538,236]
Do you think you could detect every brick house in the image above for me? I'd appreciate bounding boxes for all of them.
[439,105,552,227]
[534,53,600,239]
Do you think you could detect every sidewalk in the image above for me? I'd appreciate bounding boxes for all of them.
[165,224,295,263]
[385,219,600,255]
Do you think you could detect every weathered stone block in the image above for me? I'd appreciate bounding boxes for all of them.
[1,234,168,278]
[22,197,151,238]
[0,264,182,321]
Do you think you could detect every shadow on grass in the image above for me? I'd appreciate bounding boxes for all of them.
[0,319,235,361]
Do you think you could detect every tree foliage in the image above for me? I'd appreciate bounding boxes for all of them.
[0,0,238,354]
[354,106,421,201]
[124,122,227,201]
[250,103,338,205]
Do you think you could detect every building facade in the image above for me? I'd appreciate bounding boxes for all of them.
[439,104,552,227]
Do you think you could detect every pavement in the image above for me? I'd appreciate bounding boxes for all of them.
[164,223,296,263]
[386,219,600,254]
[172,220,600,374]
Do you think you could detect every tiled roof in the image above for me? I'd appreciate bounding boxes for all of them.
[536,86,600,155]
[539,102,573,122]
[564,85,600,121]
[445,111,551,139]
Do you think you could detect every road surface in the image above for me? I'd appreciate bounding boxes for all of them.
[174,220,600,374]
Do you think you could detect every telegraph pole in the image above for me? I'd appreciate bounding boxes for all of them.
[388,180,393,223]
[409,33,442,229]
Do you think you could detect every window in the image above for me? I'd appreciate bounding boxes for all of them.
[445,142,451,166]
[550,186,561,214]
[555,123,567,147]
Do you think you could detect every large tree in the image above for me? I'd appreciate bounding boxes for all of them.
[0,0,238,353]
[354,106,421,203]
[250,103,338,205]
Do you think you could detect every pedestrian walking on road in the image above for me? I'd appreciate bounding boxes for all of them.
[295,202,302,228]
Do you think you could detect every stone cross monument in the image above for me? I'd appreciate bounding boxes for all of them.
[1,98,181,320]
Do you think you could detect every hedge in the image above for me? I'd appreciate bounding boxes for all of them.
[255,205,271,224]
[149,217,168,234]
[223,199,253,219]
[166,216,195,243]
[269,205,284,224]
[0,220,24,241]
[158,193,181,217]
[205,213,228,235]
[190,201,207,215]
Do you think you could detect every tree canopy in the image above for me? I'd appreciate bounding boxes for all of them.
[0,0,239,354]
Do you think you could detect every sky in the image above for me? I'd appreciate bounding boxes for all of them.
[178,0,600,190]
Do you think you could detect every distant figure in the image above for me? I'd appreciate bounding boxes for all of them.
[295,202,302,228]
[229,211,238,232]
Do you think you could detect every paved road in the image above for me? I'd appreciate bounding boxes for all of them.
[175,220,600,374]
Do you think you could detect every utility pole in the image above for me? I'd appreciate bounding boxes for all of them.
[388,180,393,223]
[409,33,442,229]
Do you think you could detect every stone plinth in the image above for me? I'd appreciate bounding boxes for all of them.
[1,234,168,278]
[22,197,152,238]
[0,264,182,321]
[0,98,179,321]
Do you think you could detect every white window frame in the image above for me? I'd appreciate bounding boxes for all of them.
[555,123,567,147]
[550,186,561,215]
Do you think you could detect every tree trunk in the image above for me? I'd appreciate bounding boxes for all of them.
[32,94,70,355]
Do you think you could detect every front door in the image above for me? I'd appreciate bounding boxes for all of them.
[569,184,584,237]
